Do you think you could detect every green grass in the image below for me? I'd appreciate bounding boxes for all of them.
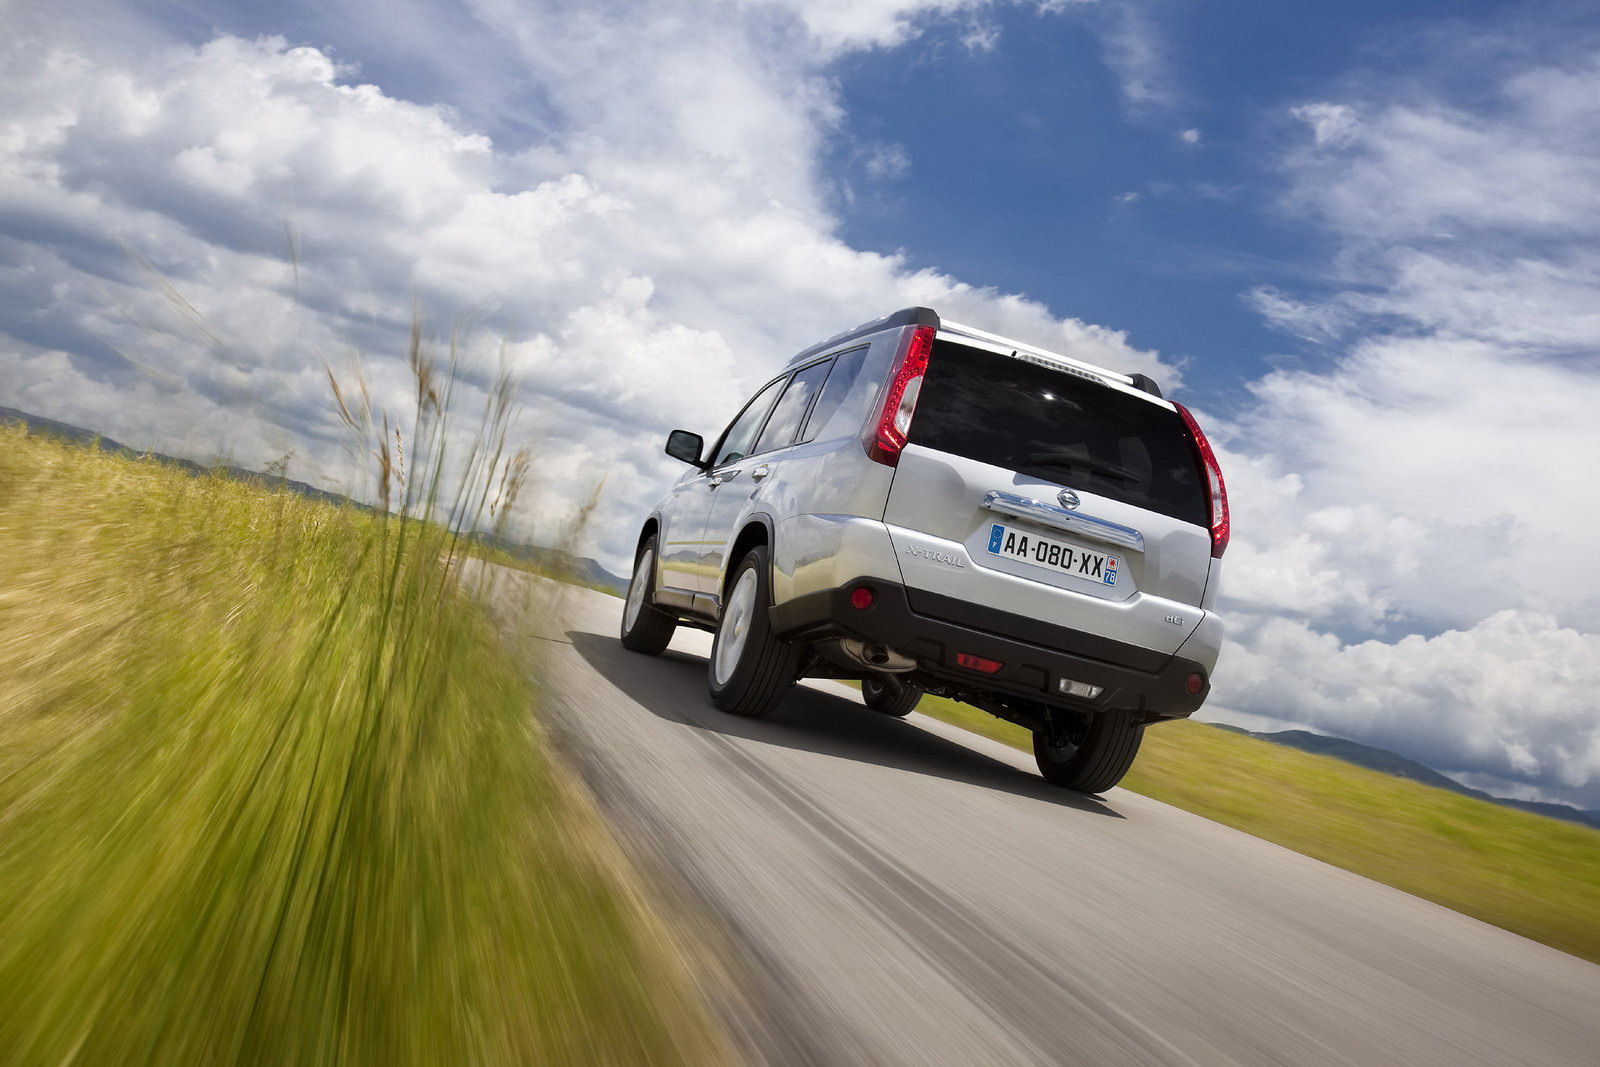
[0,423,726,1065]
[909,691,1600,964]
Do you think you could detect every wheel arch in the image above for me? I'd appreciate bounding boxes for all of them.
[723,516,775,598]
[636,516,662,562]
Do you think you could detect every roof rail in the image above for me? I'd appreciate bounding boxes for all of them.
[785,307,939,366]
[938,317,1138,388]
[783,308,1165,400]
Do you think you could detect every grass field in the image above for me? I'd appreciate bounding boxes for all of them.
[0,422,726,1065]
[909,692,1600,965]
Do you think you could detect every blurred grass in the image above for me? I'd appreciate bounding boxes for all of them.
[909,692,1600,964]
[0,420,727,1065]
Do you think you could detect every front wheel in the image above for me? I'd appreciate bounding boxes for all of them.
[861,675,920,718]
[620,537,676,655]
[708,545,800,718]
[1033,711,1143,793]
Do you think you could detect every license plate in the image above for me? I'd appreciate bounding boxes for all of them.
[985,523,1118,586]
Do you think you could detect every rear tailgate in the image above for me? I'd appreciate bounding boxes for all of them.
[881,338,1213,657]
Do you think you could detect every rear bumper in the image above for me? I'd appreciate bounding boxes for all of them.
[770,579,1211,719]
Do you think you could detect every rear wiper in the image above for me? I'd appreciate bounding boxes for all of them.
[1021,451,1141,484]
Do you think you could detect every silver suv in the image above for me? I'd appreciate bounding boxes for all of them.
[621,307,1228,792]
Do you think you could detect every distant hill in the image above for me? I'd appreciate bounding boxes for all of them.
[483,539,626,597]
[1214,725,1600,831]
[1,405,350,507]
[2,406,625,596]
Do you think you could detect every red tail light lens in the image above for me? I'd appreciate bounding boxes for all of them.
[956,652,1004,674]
[866,324,934,466]
[1174,402,1230,558]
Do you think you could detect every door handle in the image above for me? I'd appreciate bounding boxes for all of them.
[750,464,772,482]
[710,469,739,488]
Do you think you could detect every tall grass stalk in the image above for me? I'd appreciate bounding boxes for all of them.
[0,332,723,1064]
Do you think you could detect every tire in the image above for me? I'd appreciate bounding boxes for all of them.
[620,536,676,655]
[861,675,920,718]
[1033,711,1144,793]
[708,545,800,718]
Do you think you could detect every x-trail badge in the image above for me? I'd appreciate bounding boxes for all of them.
[1057,489,1080,510]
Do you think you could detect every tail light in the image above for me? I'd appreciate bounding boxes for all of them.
[865,324,935,466]
[1174,403,1230,558]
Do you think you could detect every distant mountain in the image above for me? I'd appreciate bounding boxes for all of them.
[3,406,625,596]
[1214,724,1600,831]
[1,405,350,507]
[483,539,626,597]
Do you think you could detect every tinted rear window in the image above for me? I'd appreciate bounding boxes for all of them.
[908,340,1208,527]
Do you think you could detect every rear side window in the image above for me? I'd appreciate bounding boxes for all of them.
[714,376,785,467]
[799,345,868,443]
[752,359,832,456]
[908,340,1209,527]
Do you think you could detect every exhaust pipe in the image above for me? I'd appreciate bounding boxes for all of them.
[828,638,916,673]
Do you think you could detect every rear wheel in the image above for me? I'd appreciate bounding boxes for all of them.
[708,545,800,718]
[1033,711,1143,793]
[620,537,676,655]
[861,675,920,718]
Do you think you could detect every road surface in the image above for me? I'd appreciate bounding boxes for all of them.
[514,579,1600,1066]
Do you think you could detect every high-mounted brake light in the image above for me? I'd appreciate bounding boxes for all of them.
[866,324,935,466]
[1174,403,1230,558]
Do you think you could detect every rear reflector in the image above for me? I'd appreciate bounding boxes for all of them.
[1185,672,1205,696]
[1058,678,1104,700]
[849,586,874,610]
[867,324,935,466]
[956,652,1004,674]
[1174,402,1230,559]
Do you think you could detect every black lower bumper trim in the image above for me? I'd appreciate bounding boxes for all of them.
[770,579,1209,718]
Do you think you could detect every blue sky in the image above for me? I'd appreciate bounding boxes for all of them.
[820,0,1556,406]
[3,0,1599,807]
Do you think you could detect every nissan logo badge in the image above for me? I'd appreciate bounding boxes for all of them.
[1057,489,1080,510]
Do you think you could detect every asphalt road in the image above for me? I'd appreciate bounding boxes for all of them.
[517,579,1600,1066]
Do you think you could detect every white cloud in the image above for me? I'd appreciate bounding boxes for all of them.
[1242,286,1351,343]
[1283,70,1600,243]
[1091,0,1178,113]
[1220,37,1600,805]
[1212,610,1600,807]
[1289,102,1359,148]
[959,18,1003,52]
[1178,127,1200,145]
[861,142,913,180]
[0,6,1172,571]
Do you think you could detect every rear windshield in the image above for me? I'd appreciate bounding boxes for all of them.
[908,340,1209,527]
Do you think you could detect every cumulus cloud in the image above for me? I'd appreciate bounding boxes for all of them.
[1215,610,1600,807]
[1215,33,1600,805]
[0,3,1171,567]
